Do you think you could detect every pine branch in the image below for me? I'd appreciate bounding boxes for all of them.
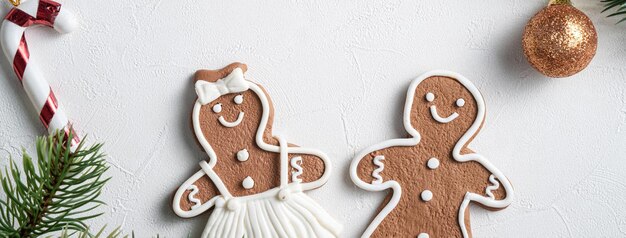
[60,227,161,238]
[0,131,109,237]
[61,226,128,238]
[601,0,626,23]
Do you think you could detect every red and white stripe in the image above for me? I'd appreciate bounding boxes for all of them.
[1,0,79,145]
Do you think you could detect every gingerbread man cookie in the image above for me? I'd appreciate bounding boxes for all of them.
[350,71,514,238]
[173,63,342,237]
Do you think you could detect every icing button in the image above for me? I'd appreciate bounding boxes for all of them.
[421,190,433,202]
[278,188,291,201]
[417,233,429,238]
[215,197,226,208]
[242,176,255,189]
[237,149,249,162]
[427,158,440,169]
[226,198,240,211]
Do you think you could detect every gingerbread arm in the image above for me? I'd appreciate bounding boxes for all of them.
[172,170,221,218]
[350,139,414,190]
[285,144,332,191]
[355,152,386,185]
[350,138,417,190]
[457,149,514,209]
[453,149,514,238]
[350,139,417,238]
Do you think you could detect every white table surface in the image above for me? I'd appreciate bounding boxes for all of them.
[1,0,625,237]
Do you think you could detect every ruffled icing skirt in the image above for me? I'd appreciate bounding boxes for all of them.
[201,187,342,238]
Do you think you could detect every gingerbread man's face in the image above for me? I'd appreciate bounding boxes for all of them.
[409,76,480,141]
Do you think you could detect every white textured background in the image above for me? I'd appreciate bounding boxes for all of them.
[1,0,625,237]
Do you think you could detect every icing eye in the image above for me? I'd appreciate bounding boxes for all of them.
[234,95,244,105]
[425,92,435,102]
[212,103,222,113]
[456,98,465,107]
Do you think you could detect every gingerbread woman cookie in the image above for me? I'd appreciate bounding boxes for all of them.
[173,63,342,237]
[350,71,514,238]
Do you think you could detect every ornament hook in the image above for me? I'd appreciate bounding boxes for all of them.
[8,0,20,6]
[549,0,572,5]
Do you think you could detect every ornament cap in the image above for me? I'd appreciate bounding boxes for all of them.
[549,0,572,5]
[8,0,21,6]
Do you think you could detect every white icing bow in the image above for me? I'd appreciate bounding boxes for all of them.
[195,68,249,105]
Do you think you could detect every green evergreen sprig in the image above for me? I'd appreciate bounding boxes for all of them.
[602,0,626,23]
[0,131,109,237]
[61,226,129,238]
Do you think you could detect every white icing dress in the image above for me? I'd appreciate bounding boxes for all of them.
[198,139,342,238]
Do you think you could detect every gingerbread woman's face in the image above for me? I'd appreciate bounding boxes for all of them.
[205,92,249,130]
[210,93,246,128]
[409,76,480,142]
[198,89,265,154]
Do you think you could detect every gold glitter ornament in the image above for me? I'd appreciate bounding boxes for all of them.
[522,0,597,78]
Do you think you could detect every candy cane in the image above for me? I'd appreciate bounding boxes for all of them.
[1,0,79,145]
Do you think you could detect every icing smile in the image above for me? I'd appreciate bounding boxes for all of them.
[429,105,458,124]
[425,92,463,124]
[219,112,244,127]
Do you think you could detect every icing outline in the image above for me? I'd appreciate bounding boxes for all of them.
[349,70,514,238]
